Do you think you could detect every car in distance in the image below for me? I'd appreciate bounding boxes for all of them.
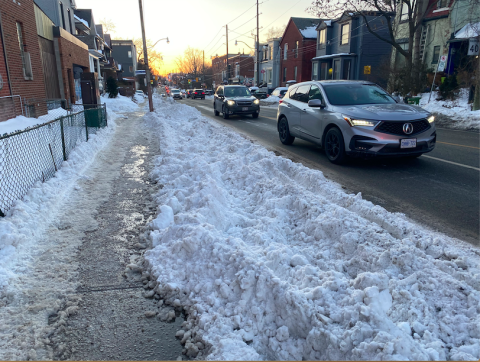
[186,89,194,98]
[270,87,289,99]
[277,80,436,164]
[204,89,214,96]
[171,89,183,100]
[192,89,205,99]
[214,85,260,119]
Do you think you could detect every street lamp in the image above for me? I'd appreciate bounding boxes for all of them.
[151,37,170,48]
[235,40,253,49]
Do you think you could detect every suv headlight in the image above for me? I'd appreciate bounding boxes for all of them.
[343,115,379,127]
[253,99,260,105]
[427,115,435,123]
[227,100,235,106]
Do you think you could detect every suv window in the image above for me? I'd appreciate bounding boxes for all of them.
[308,85,323,102]
[224,87,251,97]
[286,86,298,100]
[294,85,311,103]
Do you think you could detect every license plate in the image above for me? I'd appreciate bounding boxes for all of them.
[242,107,249,111]
[401,139,417,148]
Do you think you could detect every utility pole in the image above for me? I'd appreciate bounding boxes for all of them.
[256,0,260,87]
[138,0,153,112]
[226,24,229,84]
[203,50,205,88]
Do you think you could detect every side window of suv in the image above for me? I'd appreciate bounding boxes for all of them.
[286,87,298,100]
[308,85,323,102]
[295,85,311,103]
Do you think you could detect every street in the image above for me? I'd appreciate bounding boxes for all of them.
[179,97,479,246]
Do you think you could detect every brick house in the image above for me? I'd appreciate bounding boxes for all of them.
[0,0,48,121]
[279,17,322,87]
[211,53,254,88]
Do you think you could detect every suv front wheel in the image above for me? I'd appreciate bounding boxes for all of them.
[324,127,347,164]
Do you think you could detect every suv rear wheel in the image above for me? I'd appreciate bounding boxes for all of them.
[278,117,294,145]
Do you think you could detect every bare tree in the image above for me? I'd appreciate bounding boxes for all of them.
[131,38,164,75]
[175,47,204,77]
[263,24,286,41]
[99,18,116,34]
[307,0,435,92]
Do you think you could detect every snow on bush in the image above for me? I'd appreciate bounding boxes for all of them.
[144,97,480,360]
[419,89,480,130]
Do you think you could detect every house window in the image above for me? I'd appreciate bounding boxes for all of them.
[128,51,132,58]
[284,44,288,60]
[400,2,409,21]
[270,46,273,60]
[59,2,66,30]
[333,59,341,79]
[340,23,350,45]
[264,46,268,60]
[312,63,318,79]
[294,66,297,80]
[236,64,240,77]
[395,42,409,68]
[129,66,133,72]
[318,29,326,48]
[283,67,287,82]
[295,41,299,58]
[267,69,272,83]
[16,22,32,80]
[432,46,441,64]
[320,62,329,80]
[342,59,351,80]
[67,9,72,33]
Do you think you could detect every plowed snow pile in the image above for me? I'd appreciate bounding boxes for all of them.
[145,96,480,361]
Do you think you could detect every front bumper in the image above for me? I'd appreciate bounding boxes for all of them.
[226,104,260,114]
[344,126,437,158]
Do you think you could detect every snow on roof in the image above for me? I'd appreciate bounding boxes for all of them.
[299,25,318,39]
[312,53,354,60]
[455,22,480,39]
[74,14,89,28]
[325,20,332,26]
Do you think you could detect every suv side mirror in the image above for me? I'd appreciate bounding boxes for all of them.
[308,99,326,108]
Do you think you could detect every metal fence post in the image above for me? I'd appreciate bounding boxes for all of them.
[84,111,89,141]
[60,116,67,161]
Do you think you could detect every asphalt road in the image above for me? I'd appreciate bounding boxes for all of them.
[174,96,479,247]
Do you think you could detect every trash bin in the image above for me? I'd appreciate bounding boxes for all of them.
[407,97,421,105]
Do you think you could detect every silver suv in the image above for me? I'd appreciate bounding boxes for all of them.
[277,80,436,164]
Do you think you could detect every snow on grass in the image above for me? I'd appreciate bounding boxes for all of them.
[0,96,138,293]
[144,96,480,360]
[419,89,480,131]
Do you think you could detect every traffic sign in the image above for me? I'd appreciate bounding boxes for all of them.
[468,38,479,55]
[437,55,448,71]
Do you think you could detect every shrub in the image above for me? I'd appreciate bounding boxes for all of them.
[106,77,119,98]
[438,74,458,100]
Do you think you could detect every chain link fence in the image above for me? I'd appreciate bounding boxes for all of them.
[0,104,107,217]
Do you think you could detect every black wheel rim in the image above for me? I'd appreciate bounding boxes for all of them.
[326,133,340,159]
[279,120,287,140]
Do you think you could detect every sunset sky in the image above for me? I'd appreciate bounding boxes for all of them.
[75,0,315,74]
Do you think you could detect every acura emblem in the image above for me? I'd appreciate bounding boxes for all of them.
[403,123,413,134]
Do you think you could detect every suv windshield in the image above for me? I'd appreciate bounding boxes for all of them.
[171,90,180,93]
[224,87,251,98]
[322,83,395,106]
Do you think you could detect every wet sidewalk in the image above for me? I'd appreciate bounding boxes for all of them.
[48,110,183,360]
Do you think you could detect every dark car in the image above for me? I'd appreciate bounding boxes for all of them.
[213,85,260,119]
[192,89,205,99]
[186,90,194,98]
[204,89,214,96]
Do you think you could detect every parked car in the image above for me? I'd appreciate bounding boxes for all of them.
[171,89,183,100]
[270,87,289,98]
[192,89,205,99]
[186,90,194,98]
[135,90,147,98]
[204,89,214,96]
[277,80,436,164]
[214,85,260,119]
[251,87,270,100]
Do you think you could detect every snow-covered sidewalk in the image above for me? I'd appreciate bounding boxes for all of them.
[145,96,480,360]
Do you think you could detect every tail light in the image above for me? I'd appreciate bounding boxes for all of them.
[279,100,283,104]
[202,92,205,95]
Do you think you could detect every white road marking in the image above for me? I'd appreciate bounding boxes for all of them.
[423,155,480,171]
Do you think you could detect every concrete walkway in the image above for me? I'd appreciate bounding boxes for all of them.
[46,109,183,360]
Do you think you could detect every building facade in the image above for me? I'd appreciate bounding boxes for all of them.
[279,17,321,87]
[34,0,76,35]
[111,40,137,93]
[0,0,48,121]
[258,37,282,90]
[212,53,254,88]
[311,12,393,87]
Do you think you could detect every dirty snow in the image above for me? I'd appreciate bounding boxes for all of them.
[419,89,480,130]
[145,95,480,360]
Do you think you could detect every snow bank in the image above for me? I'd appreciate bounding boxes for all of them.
[263,95,280,104]
[0,108,69,136]
[0,95,141,292]
[419,89,480,130]
[144,97,480,360]
[101,94,139,114]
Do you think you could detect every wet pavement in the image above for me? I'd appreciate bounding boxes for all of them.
[49,110,184,360]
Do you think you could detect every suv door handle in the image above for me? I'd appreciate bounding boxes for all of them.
[302,109,307,112]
